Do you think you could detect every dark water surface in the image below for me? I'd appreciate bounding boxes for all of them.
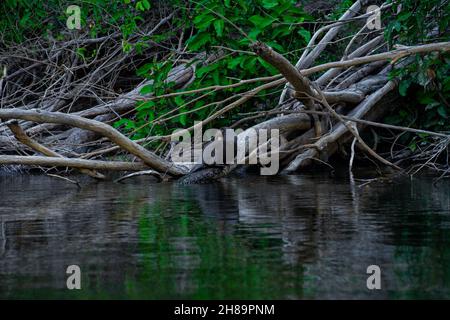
[0,173,449,299]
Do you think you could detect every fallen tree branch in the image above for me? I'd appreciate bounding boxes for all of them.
[252,38,401,171]
[316,35,384,87]
[280,0,390,101]
[283,80,398,173]
[6,120,105,179]
[312,84,402,170]
[295,0,364,69]
[185,41,450,134]
[251,41,322,136]
[305,42,450,75]
[0,155,149,171]
[251,42,318,104]
[0,109,187,175]
[30,40,436,158]
[298,110,450,139]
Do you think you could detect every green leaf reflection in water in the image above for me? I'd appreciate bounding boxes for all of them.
[129,194,309,299]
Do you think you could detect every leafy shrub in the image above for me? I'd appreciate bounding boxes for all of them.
[384,0,450,147]
[114,0,313,139]
[0,0,149,45]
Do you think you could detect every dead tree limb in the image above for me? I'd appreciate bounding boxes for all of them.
[0,109,187,175]
[0,155,149,171]
[283,81,397,173]
[251,41,323,136]
[251,42,318,104]
[313,85,402,170]
[305,42,450,75]
[253,39,401,171]
[6,120,105,179]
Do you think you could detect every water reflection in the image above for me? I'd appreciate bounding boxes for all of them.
[0,173,449,299]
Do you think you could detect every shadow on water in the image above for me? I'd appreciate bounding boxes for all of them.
[0,173,449,299]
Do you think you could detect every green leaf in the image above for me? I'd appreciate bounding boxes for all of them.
[417,133,429,139]
[196,63,220,78]
[139,84,153,95]
[213,19,224,37]
[247,28,262,41]
[257,57,278,74]
[273,1,294,15]
[122,41,132,53]
[19,12,30,27]
[142,0,151,10]
[125,120,136,130]
[242,56,257,71]
[194,14,215,30]
[113,118,135,130]
[227,56,245,69]
[399,80,410,96]
[136,63,154,77]
[262,0,278,9]
[136,100,155,111]
[272,26,291,38]
[266,41,285,53]
[179,113,187,126]
[392,21,402,32]
[408,141,417,152]
[187,33,211,50]
[437,105,448,118]
[147,111,155,122]
[417,92,436,105]
[212,68,220,84]
[443,77,450,92]
[397,12,412,22]
[174,96,185,106]
[249,15,274,29]
[76,48,86,60]
[113,118,129,128]
[136,1,144,11]
[297,29,311,43]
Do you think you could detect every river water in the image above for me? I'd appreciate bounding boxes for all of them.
[0,173,449,299]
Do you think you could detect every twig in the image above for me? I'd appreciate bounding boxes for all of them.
[46,173,81,188]
[114,170,165,183]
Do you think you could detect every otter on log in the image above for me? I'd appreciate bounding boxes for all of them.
[176,128,238,184]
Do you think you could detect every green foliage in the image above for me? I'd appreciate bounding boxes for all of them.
[384,0,450,141]
[115,0,313,138]
[385,0,449,46]
[0,0,145,47]
[326,0,353,21]
[0,0,61,42]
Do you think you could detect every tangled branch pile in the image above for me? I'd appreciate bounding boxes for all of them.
[0,0,449,183]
